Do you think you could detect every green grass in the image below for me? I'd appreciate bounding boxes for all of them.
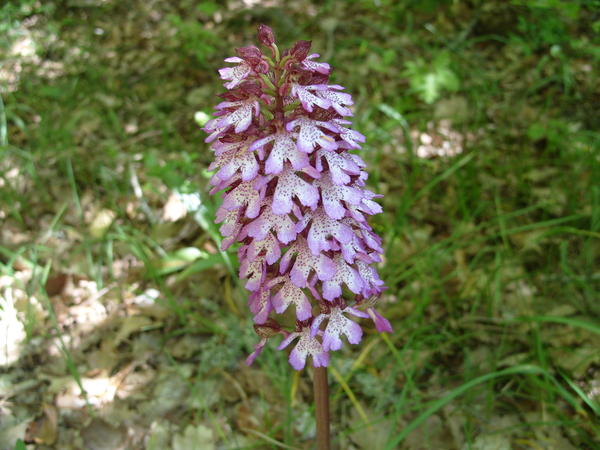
[1,0,599,448]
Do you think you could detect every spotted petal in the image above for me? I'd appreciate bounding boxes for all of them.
[315,149,361,185]
[272,167,319,215]
[286,117,338,153]
[251,132,309,174]
[315,174,363,220]
[296,208,353,256]
[356,260,385,297]
[269,276,312,321]
[212,138,253,157]
[239,257,265,292]
[203,117,229,143]
[322,254,364,301]
[291,84,330,112]
[280,237,335,287]
[209,143,259,183]
[301,53,330,75]
[331,119,365,149]
[346,189,384,222]
[357,224,384,254]
[277,328,329,370]
[219,58,252,89]
[244,204,297,244]
[240,232,281,265]
[248,288,272,324]
[221,180,263,219]
[319,307,364,351]
[316,85,353,116]
[339,232,369,264]
[215,99,259,133]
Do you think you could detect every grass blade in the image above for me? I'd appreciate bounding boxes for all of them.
[515,315,600,335]
[385,365,547,449]
[0,94,7,147]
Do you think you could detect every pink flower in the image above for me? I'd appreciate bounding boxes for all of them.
[311,306,369,351]
[278,327,330,370]
[205,25,391,370]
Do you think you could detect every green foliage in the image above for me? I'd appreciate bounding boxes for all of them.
[0,0,51,36]
[403,51,460,104]
[507,0,600,62]
[167,12,219,67]
[144,149,197,189]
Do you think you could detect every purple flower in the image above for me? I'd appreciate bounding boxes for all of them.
[218,57,252,89]
[205,25,392,370]
[269,275,313,321]
[311,306,369,351]
[286,116,338,153]
[367,307,393,333]
[301,53,331,75]
[278,327,330,370]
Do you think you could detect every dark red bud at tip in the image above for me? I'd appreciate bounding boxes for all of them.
[257,24,275,47]
[235,45,262,60]
[290,40,311,61]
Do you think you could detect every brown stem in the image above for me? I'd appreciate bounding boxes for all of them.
[314,366,331,450]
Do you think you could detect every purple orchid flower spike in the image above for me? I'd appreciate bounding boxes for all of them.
[205,25,392,370]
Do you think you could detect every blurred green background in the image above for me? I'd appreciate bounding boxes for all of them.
[1,0,599,448]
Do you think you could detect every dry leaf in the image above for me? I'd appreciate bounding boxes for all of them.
[81,418,128,450]
[114,315,156,346]
[25,403,58,445]
[468,434,511,450]
[348,407,394,450]
[172,424,215,450]
[162,193,187,222]
[45,273,68,296]
[89,208,116,238]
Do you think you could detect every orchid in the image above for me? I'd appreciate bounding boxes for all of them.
[204,25,392,371]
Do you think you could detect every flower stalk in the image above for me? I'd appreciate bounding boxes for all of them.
[314,366,330,450]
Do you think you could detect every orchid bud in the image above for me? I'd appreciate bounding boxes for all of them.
[204,25,391,371]
[290,40,311,61]
[236,45,262,61]
[257,24,275,47]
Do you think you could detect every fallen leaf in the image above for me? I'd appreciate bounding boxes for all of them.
[469,434,511,450]
[349,407,394,450]
[147,421,173,450]
[25,403,58,445]
[172,424,214,450]
[81,418,128,450]
[162,192,187,222]
[45,273,68,296]
[89,208,116,238]
[0,417,29,450]
[114,315,156,346]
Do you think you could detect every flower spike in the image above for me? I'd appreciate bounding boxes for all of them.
[205,25,391,370]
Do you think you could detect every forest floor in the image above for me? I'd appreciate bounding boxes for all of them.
[1,1,599,449]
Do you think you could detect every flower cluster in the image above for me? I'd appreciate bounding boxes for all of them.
[204,25,392,370]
